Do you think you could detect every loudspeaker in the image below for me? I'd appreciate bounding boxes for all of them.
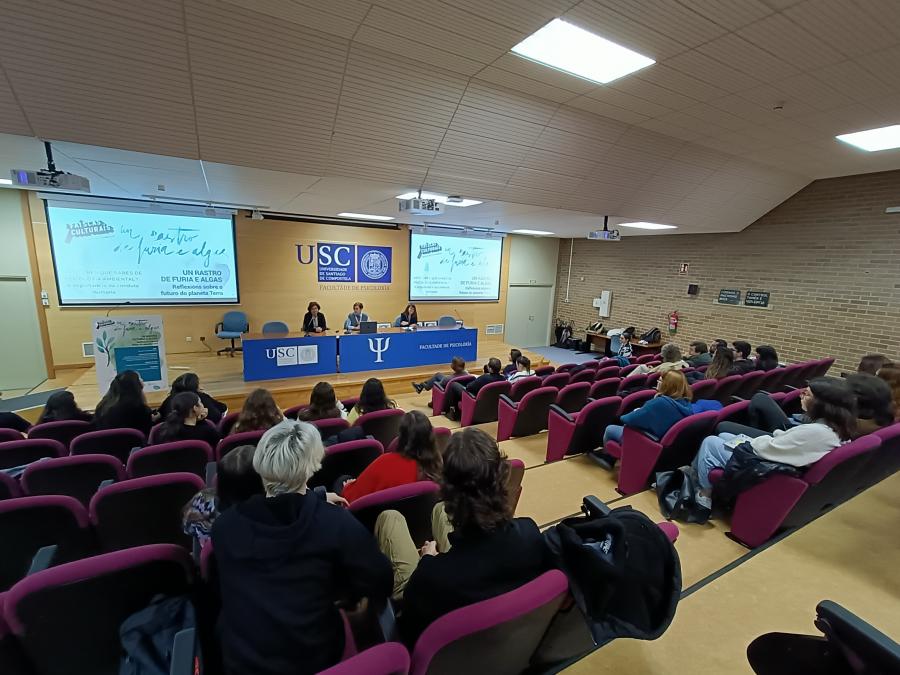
[687,284,699,296]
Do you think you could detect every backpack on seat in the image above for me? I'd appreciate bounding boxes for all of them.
[120,594,197,675]
[640,328,661,344]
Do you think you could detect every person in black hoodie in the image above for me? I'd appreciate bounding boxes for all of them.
[158,373,227,424]
[212,419,392,675]
[93,370,155,436]
[444,357,505,420]
[154,392,221,448]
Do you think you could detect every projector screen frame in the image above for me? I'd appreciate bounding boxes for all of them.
[407,228,504,303]
[43,195,241,307]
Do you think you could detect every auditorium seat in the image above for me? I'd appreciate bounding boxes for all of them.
[618,373,648,393]
[811,357,835,379]
[619,364,640,377]
[354,409,405,448]
[509,376,543,402]
[546,396,621,463]
[459,381,510,427]
[350,482,441,548]
[733,370,766,400]
[149,420,217,447]
[617,389,655,417]
[0,429,24,443]
[283,404,309,419]
[307,438,383,490]
[0,473,21,501]
[611,410,719,495]
[27,420,92,450]
[594,365,621,380]
[216,429,265,461]
[507,459,525,515]
[386,427,451,454]
[555,363,579,373]
[0,591,30,675]
[778,388,805,415]
[319,642,410,675]
[0,495,92,592]
[90,473,205,552]
[0,439,65,470]
[760,367,790,394]
[261,320,289,334]
[533,366,555,377]
[589,377,621,400]
[715,399,752,427]
[408,570,568,675]
[496,387,557,442]
[126,441,212,480]
[862,424,900,489]
[712,434,882,548]
[645,372,662,389]
[541,372,570,389]
[69,428,146,464]
[4,544,193,675]
[310,418,351,442]
[635,354,657,364]
[431,374,474,416]
[554,382,591,414]
[690,379,718,401]
[22,454,126,507]
[713,374,744,404]
[569,369,595,385]
[218,411,240,434]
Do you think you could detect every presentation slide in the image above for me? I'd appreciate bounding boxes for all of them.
[46,201,239,305]
[409,231,503,301]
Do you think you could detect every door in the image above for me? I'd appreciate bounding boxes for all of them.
[505,285,553,348]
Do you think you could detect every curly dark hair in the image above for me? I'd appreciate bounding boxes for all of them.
[440,427,511,532]
[233,388,283,434]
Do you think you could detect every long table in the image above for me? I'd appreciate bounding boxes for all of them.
[241,327,478,381]
[585,331,662,357]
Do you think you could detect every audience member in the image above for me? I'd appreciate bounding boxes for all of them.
[182,444,264,544]
[692,379,856,508]
[730,341,756,374]
[845,373,895,437]
[633,343,688,375]
[0,411,30,433]
[503,349,522,376]
[705,348,735,380]
[158,373,227,424]
[342,411,442,503]
[857,354,894,375]
[212,420,392,675]
[232,388,283,434]
[685,341,712,367]
[297,382,346,422]
[93,370,155,436]
[372,427,550,644]
[507,355,535,383]
[594,370,694,470]
[755,345,780,371]
[347,378,397,424]
[413,356,468,394]
[876,364,900,421]
[617,332,634,359]
[709,339,728,355]
[444,358,505,420]
[36,391,92,424]
[155,391,221,447]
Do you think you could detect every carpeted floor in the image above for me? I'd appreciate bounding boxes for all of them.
[0,389,63,412]
[528,345,600,364]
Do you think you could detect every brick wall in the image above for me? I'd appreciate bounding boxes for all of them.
[553,169,900,374]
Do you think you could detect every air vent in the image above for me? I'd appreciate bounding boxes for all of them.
[81,342,94,357]
[485,324,505,335]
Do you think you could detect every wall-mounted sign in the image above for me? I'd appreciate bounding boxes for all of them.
[717,289,741,305]
[744,290,770,308]
[679,263,689,274]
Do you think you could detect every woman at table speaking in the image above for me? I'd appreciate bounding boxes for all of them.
[302,301,327,333]
[397,303,418,327]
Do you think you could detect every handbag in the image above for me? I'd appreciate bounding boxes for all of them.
[655,468,710,524]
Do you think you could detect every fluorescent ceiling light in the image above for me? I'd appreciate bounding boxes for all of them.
[338,212,395,221]
[511,18,655,84]
[619,222,677,230]
[396,191,482,207]
[0,178,12,185]
[836,124,900,152]
[512,229,554,236]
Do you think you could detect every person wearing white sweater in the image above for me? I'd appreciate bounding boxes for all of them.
[692,378,857,500]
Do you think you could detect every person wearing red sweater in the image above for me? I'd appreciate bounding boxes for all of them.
[342,411,442,503]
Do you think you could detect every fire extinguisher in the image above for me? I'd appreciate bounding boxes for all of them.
[668,310,679,335]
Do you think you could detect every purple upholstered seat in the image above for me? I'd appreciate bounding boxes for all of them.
[0,439,66,470]
[350,482,441,548]
[568,369,595,385]
[545,396,621,463]
[0,473,21,501]
[619,363,640,377]
[354,408,406,448]
[217,411,240,434]
[864,423,900,489]
[635,354,657,364]
[90,473,205,552]
[283,404,309,419]
[507,459,525,515]
[778,388,805,415]
[308,438,384,489]
[541,372,570,390]
[811,357,835,379]
[618,373,648,393]
[386,427,451,454]
[0,590,30,675]
[459,381,511,427]
[713,374,744,404]
[311,417,351,442]
[496,387,557,442]
[0,429,25,443]
[589,377,621,400]
[126,440,212,479]
[215,429,265,461]
[149,420,217,447]
[509,376,543,402]
[319,642,409,675]
[733,370,766,400]
[22,454,125,506]
[617,389,655,417]
[554,382,591,414]
[431,374,475,416]
[27,420,92,450]
[555,363,579,373]
[0,495,91,591]
[613,411,719,495]
[594,365,621,381]
[715,399,752,427]
[69,428,145,464]
[690,379,718,401]
[3,544,193,675]
[533,365,555,377]
[408,570,569,675]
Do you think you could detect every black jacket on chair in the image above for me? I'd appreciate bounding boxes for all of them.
[301,313,328,332]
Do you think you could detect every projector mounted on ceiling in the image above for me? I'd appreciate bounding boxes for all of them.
[399,197,443,216]
[588,216,621,242]
[11,142,91,192]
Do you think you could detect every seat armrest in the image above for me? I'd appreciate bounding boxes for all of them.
[582,496,611,517]
[28,545,58,575]
[205,461,217,486]
[169,627,197,675]
[548,403,575,422]
[730,396,747,403]
[99,478,115,489]
[463,389,476,401]
[498,394,517,408]
[215,321,224,333]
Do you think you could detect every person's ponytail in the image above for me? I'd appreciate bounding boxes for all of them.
[158,392,199,441]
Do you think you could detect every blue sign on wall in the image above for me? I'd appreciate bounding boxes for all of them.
[357,245,392,283]
[243,335,339,381]
[316,243,355,282]
[340,328,477,372]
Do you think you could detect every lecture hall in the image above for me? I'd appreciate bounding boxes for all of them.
[0,2,899,673]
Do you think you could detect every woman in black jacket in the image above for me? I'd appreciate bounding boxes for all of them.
[36,391,92,424]
[93,370,154,436]
[301,301,327,333]
[154,392,221,448]
[158,373,227,424]
[212,420,392,675]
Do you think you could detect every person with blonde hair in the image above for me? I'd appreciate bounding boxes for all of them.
[212,419,392,675]
[632,343,688,375]
[594,370,694,470]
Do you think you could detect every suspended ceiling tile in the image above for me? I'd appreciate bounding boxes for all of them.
[438,129,530,167]
[636,118,705,142]
[423,0,572,36]
[563,1,688,60]
[675,0,774,31]
[592,0,729,48]
[352,24,484,76]
[769,73,856,112]
[634,64,731,102]
[697,33,800,82]
[783,0,899,58]
[566,96,651,125]
[429,152,518,184]
[448,106,545,147]
[584,86,674,118]
[547,106,629,144]
[531,127,615,163]
[473,66,580,104]
[518,147,598,178]
[812,60,895,102]
[461,81,559,126]
[220,0,366,38]
[371,0,523,48]
[608,77,700,111]
[487,54,597,96]
[736,12,844,72]
[507,167,586,193]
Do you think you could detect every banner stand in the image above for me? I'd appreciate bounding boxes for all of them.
[92,315,168,395]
